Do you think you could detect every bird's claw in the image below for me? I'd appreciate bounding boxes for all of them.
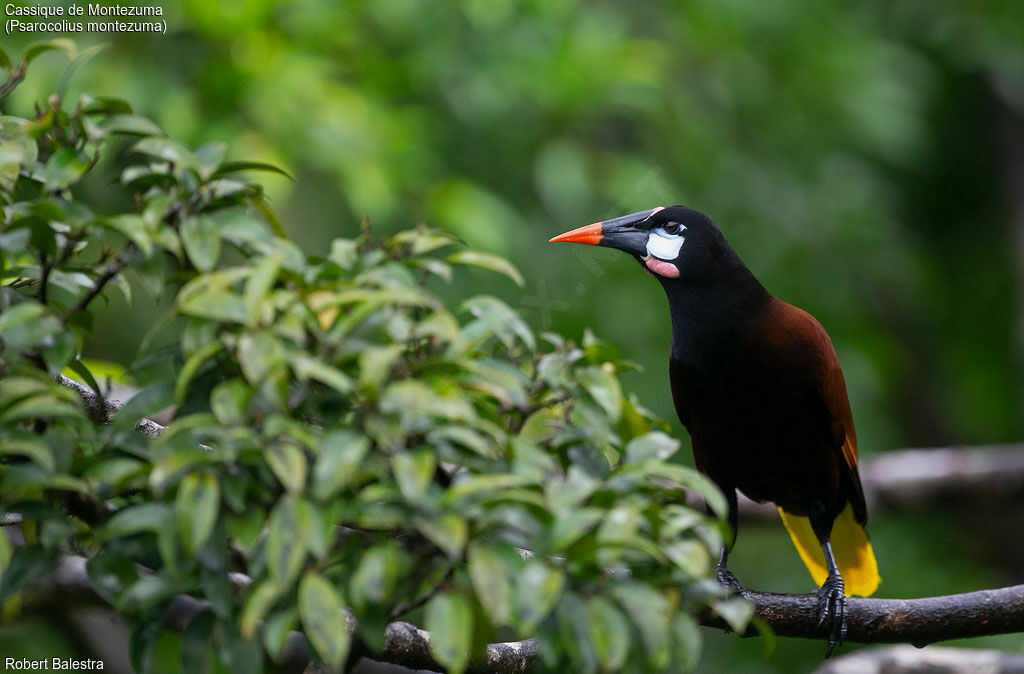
[814,574,847,657]
[715,563,745,596]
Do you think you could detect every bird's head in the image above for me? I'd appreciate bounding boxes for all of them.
[549,205,729,282]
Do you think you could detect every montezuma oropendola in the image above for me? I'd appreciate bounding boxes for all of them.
[550,206,879,655]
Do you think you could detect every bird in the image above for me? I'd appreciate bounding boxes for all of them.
[549,205,879,655]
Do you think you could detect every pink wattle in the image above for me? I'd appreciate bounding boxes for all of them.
[642,255,679,278]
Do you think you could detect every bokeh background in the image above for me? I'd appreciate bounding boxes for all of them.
[4,1,1024,671]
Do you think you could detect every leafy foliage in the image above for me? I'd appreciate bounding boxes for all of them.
[0,45,743,672]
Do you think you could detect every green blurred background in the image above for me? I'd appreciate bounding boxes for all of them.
[4,0,1024,670]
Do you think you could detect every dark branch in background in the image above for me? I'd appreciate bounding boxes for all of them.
[34,375,1024,671]
[61,256,128,321]
[817,644,1024,674]
[738,444,1024,519]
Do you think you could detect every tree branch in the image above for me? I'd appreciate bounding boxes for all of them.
[738,443,1024,519]
[62,256,128,321]
[711,585,1024,646]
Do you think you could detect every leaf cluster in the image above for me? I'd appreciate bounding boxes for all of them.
[0,45,746,673]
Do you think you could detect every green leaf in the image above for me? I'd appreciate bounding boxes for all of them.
[96,114,163,137]
[712,596,754,633]
[292,355,353,395]
[0,302,60,353]
[240,581,284,640]
[556,592,599,672]
[624,432,680,463]
[101,214,153,256]
[0,528,12,580]
[451,296,535,354]
[262,608,299,662]
[639,463,727,519]
[425,593,473,674]
[579,365,623,421]
[328,239,357,270]
[56,43,105,103]
[175,339,224,403]
[516,561,564,634]
[66,359,102,398]
[99,503,172,541]
[312,430,371,501]
[243,253,281,315]
[180,215,221,272]
[85,551,139,606]
[610,582,672,670]
[391,449,435,503]
[266,497,311,584]
[132,137,195,166]
[237,332,286,384]
[663,539,711,578]
[212,160,293,180]
[0,430,55,471]
[117,574,177,612]
[586,596,631,672]
[178,290,251,324]
[266,443,307,494]
[195,142,227,180]
[1,544,57,603]
[549,508,604,552]
[673,613,702,672]
[414,514,467,560]
[468,543,513,625]
[210,378,252,425]
[380,379,474,426]
[446,250,524,286]
[181,609,215,674]
[129,619,163,674]
[23,38,75,65]
[358,344,404,392]
[175,473,220,556]
[298,572,350,670]
[113,380,174,434]
[43,148,90,190]
[442,473,534,505]
[349,543,402,608]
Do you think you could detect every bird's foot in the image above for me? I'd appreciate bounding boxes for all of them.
[715,563,745,596]
[814,573,847,658]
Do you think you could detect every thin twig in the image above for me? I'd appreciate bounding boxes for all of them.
[389,565,456,620]
[0,60,28,99]
[62,256,128,321]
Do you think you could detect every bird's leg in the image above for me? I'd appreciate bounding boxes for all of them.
[814,540,847,657]
[713,487,744,594]
[714,546,743,593]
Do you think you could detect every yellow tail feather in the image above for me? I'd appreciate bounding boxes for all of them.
[778,504,880,597]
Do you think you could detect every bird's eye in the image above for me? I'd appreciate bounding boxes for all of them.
[654,222,684,238]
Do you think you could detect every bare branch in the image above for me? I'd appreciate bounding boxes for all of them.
[709,585,1024,646]
[62,256,128,321]
[56,374,165,438]
[818,644,1024,673]
[739,443,1024,519]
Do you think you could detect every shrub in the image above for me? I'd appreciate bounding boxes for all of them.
[0,43,746,672]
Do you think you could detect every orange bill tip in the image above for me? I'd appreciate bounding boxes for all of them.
[548,222,604,246]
